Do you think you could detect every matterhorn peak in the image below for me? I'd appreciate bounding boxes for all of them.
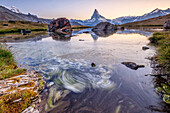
[11,6,21,13]
[91,9,105,20]
[94,9,99,14]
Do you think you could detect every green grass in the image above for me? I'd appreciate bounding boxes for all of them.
[0,44,26,80]
[0,28,47,34]
[0,21,48,34]
[72,26,92,29]
[149,31,170,72]
[0,44,45,113]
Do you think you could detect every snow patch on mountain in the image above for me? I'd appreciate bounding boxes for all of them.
[11,6,22,13]
[111,8,170,25]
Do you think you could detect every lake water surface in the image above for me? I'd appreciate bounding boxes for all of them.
[5,29,167,113]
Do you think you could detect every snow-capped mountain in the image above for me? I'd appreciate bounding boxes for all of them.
[71,8,170,26]
[0,5,51,23]
[70,9,111,26]
[111,8,170,25]
[11,6,38,18]
[11,6,22,13]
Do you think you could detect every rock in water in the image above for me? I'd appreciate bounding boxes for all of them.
[91,62,96,67]
[163,20,170,30]
[48,18,72,35]
[142,46,149,50]
[122,62,145,70]
[79,39,85,41]
[92,22,116,31]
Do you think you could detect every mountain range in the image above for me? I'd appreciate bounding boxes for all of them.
[0,6,51,23]
[122,13,170,26]
[0,5,170,26]
[71,8,170,26]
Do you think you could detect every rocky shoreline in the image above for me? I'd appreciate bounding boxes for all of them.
[0,70,45,112]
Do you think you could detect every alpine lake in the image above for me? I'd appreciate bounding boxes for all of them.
[1,28,169,113]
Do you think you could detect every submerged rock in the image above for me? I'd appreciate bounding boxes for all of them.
[47,82,55,88]
[163,94,170,104]
[91,62,96,67]
[121,62,145,70]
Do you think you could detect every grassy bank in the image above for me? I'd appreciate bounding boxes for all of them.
[0,21,48,34]
[149,31,170,72]
[0,44,26,79]
[0,44,45,112]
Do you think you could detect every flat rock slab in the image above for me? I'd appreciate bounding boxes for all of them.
[0,70,43,95]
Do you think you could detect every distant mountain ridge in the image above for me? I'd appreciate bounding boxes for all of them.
[122,13,170,26]
[0,5,170,26]
[0,5,51,23]
[112,8,170,25]
[71,8,170,26]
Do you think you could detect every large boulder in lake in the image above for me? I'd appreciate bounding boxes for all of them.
[163,20,170,30]
[92,22,116,31]
[48,18,72,34]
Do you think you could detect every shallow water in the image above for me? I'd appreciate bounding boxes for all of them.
[6,29,166,113]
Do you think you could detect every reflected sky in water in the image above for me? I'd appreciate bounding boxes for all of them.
[6,29,165,113]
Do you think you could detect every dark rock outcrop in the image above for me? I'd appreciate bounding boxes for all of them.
[91,62,96,67]
[142,46,149,50]
[79,39,85,41]
[122,62,145,70]
[92,22,116,31]
[48,18,72,35]
[163,20,170,30]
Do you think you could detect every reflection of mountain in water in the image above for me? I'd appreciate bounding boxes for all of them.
[72,28,92,35]
[91,33,99,40]
[116,29,153,37]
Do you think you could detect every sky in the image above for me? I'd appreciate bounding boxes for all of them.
[0,0,170,20]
